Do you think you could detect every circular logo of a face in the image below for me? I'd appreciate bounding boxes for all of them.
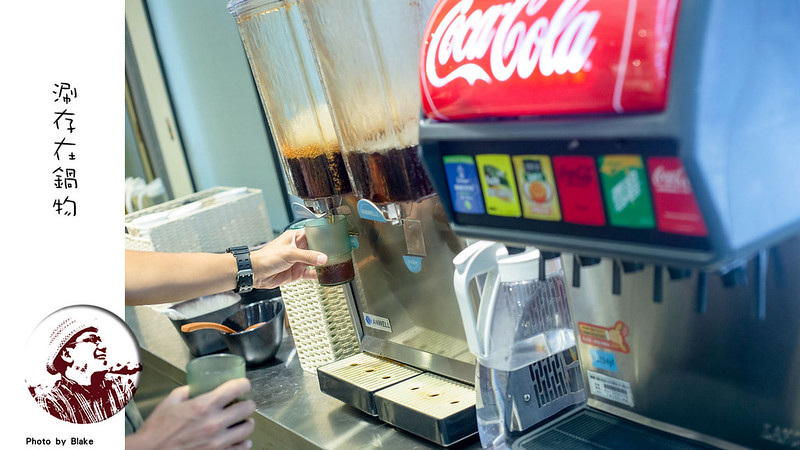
[25,305,142,424]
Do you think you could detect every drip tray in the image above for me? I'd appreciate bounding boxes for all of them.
[375,372,477,447]
[317,353,421,415]
[513,409,715,450]
[318,353,478,446]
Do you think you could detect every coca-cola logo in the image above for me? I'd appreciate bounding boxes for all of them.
[425,0,600,87]
[651,165,691,194]
[557,164,594,186]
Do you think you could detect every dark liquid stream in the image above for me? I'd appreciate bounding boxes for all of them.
[317,260,355,286]
[345,146,435,204]
[285,152,351,199]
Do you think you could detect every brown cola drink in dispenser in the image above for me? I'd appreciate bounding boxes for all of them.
[278,107,350,199]
[345,146,435,204]
[284,145,350,199]
[229,0,350,201]
[298,0,438,204]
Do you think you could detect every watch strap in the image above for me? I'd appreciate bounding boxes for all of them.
[227,245,254,294]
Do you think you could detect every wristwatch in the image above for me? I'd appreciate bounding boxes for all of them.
[227,245,254,294]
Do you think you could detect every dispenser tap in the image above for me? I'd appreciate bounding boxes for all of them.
[621,261,645,273]
[612,260,622,296]
[291,196,344,219]
[356,199,403,225]
[540,252,561,281]
[667,267,692,280]
[755,249,768,321]
[572,255,580,288]
[578,256,601,266]
[653,266,664,303]
[696,271,708,313]
[720,261,748,288]
[572,255,601,288]
[613,261,643,296]
[291,201,322,220]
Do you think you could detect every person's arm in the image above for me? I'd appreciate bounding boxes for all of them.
[125,250,237,306]
[125,229,327,305]
[125,379,256,450]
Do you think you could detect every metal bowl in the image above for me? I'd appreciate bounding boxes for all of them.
[221,298,285,366]
[168,293,242,356]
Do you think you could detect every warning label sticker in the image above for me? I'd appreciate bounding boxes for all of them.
[578,321,630,353]
[588,370,635,407]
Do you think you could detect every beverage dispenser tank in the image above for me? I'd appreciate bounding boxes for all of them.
[297,0,437,205]
[228,0,350,209]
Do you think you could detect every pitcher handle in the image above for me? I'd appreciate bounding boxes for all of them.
[453,240,507,359]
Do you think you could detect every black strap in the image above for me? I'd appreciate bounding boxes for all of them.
[227,245,253,294]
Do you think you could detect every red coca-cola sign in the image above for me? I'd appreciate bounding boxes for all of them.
[420,0,680,120]
[647,157,708,236]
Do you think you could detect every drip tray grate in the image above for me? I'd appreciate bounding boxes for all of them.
[317,353,421,416]
[513,409,715,450]
[375,372,477,447]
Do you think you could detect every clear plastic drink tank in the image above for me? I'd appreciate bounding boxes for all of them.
[297,0,437,204]
[228,0,350,200]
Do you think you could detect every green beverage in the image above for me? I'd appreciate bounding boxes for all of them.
[186,354,246,399]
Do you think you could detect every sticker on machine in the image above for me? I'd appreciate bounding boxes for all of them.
[363,313,392,333]
[578,321,630,353]
[587,370,635,408]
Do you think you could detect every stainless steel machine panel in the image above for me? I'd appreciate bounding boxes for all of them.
[347,195,475,383]
[565,234,800,449]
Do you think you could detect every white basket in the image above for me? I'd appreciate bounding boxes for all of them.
[124,187,273,253]
[280,279,361,374]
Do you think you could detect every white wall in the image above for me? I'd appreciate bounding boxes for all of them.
[143,0,290,231]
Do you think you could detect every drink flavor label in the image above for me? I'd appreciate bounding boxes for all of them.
[647,157,708,236]
[598,155,655,228]
[553,156,605,225]
[443,155,485,215]
[513,155,562,221]
[476,154,522,217]
[578,320,630,353]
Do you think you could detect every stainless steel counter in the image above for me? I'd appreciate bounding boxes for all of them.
[125,305,481,450]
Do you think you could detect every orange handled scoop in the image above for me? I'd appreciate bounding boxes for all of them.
[244,322,266,332]
[181,321,267,334]
[181,322,238,334]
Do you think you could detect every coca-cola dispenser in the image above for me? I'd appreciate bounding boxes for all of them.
[419,0,800,448]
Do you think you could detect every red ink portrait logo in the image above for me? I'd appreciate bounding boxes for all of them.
[25,305,142,424]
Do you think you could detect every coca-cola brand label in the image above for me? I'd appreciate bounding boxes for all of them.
[553,155,605,226]
[650,163,692,195]
[420,0,680,120]
[647,157,707,236]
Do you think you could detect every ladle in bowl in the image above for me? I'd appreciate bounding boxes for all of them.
[181,322,266,334]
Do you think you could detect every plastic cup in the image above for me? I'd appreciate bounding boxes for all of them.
[304,215,354,286]
[186,353,246,398]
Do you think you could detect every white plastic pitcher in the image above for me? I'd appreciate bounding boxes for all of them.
[453,241,575,371]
